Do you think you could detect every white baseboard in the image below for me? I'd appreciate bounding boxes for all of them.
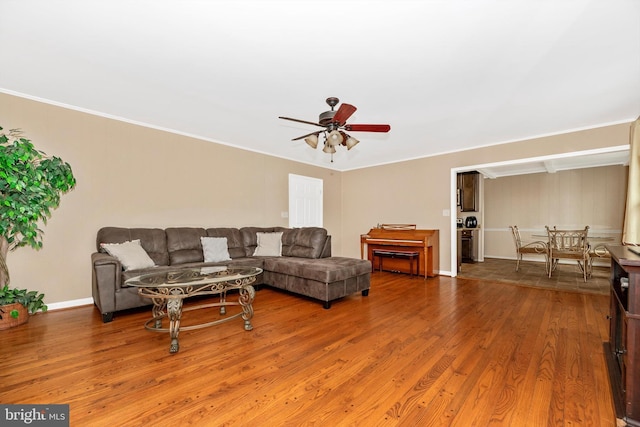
[46,297,94,311]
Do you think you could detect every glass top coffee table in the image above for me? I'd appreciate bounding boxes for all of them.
[125,266,262,354]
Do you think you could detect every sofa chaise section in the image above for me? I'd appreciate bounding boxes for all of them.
[263,257,371,309]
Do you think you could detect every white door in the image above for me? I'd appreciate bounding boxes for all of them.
[288,174,323,227]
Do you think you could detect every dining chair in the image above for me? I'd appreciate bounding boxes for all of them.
[589,243,611,270]
[509,226,549,272]
[545,225,591,281]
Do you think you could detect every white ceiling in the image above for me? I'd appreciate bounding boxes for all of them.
[1,1,639,171]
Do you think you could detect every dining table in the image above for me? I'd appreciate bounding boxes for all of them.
[531,232,617,262]
[531,233,616,241]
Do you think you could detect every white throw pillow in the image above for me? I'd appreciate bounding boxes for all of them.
[253,232,283,256]
[201,237,232,263]
[100,239,155,271]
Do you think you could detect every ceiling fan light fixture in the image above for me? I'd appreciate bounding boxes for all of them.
[323,143,336,154]
[327,130,344,147]
[338,131,348,146]
[279,97,391,162]
[304,134,318,149]
[346,135,360,150]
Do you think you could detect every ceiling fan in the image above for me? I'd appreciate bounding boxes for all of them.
[279,97,391,162]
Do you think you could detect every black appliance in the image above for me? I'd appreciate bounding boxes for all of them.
[465,216,477,228]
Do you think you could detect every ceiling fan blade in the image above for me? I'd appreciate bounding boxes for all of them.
[344,124,391,132]
[332,103,357,125]
[279,116,324,127]
[292,131,322,141]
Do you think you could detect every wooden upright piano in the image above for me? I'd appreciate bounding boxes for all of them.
[360,226,439,278]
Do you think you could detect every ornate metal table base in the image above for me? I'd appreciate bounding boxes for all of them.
[128,268,259,354]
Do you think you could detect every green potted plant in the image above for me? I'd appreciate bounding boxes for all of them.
[0,126,76,328]
[0,284,47,329]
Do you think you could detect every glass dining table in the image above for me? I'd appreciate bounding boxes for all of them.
[531,232,617,262]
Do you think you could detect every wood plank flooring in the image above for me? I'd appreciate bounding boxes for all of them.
[0,272,616,426]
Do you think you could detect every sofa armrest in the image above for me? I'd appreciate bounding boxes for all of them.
[91,252,122,317]
[320,235,332,258]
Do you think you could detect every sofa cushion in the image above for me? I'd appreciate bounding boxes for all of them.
[264,257,371,283]
[206,228,245,259]
[97,227,169,266]
[280,228,299,256]
[166,227,207,265]
[253,232,283,256]
[100,239,156,271]
[201,237,232,262]
[284,227,328,259]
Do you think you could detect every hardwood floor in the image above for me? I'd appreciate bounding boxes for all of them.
[1,272,617,426]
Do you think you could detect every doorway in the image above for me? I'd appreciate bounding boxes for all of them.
[449,145,629,276]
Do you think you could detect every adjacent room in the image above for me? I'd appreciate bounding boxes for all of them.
[1,1,639,425]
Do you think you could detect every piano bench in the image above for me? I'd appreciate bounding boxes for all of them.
[372,249,420,277]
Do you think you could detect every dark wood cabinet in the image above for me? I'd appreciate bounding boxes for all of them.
[457,172,479,212]
[460,229,474,263]
[606,245,640,425]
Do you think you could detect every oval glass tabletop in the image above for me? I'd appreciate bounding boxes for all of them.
[125,266,263,288]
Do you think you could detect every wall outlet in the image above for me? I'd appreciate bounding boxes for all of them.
[442,209,450,217]
[281,211,289,218]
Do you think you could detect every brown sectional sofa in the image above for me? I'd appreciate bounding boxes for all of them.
[91,226,371,322]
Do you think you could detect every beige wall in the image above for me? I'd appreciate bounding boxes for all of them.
[0,91,632,305]
[0,93,343,306]
[484,165,628,260]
